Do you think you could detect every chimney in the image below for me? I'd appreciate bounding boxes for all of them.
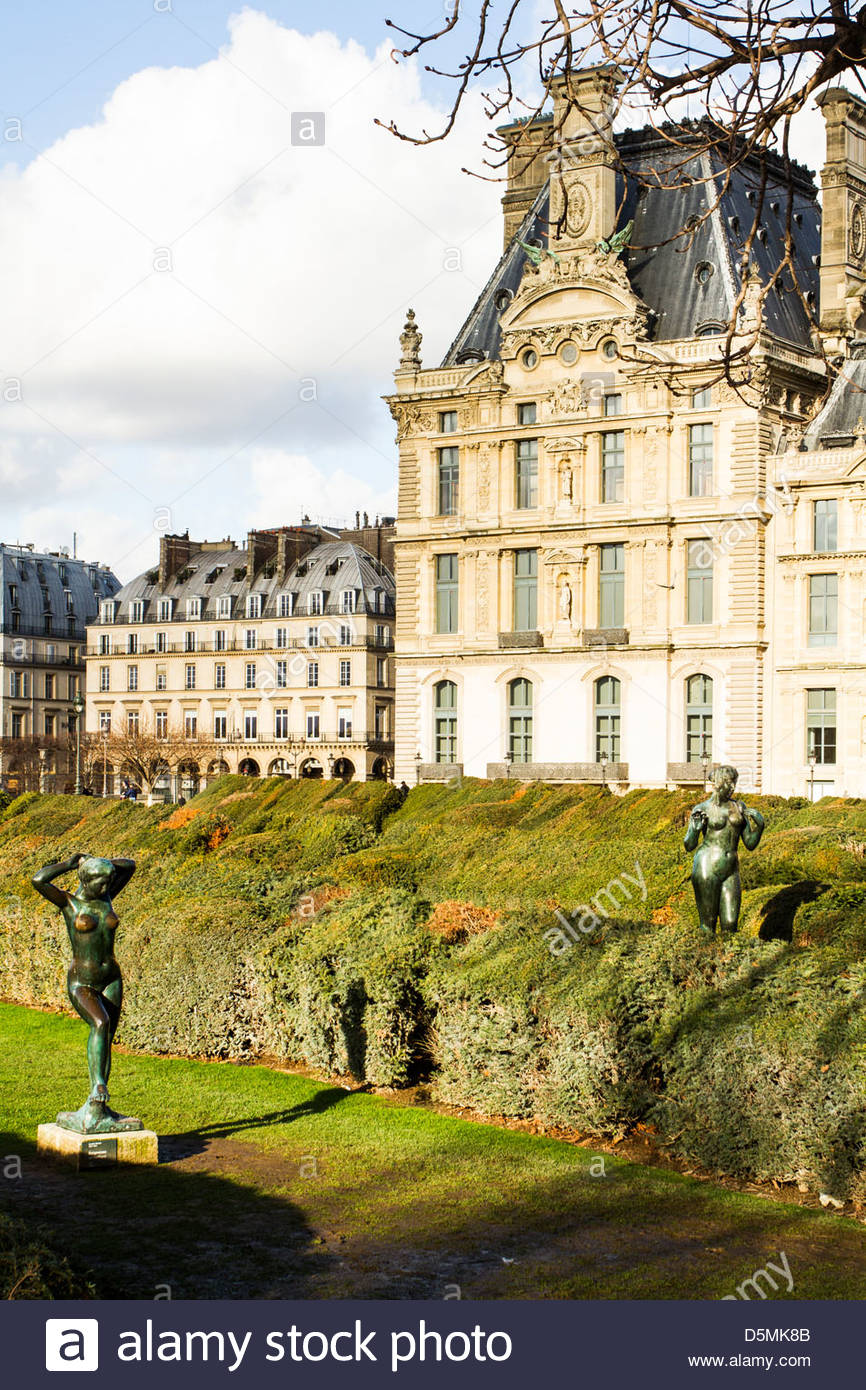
[816,87,866,337]
[158,532,196,586]
[548,64,621,252]
[497,114,556,249]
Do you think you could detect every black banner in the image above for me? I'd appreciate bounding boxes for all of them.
[2,1298,855,1387]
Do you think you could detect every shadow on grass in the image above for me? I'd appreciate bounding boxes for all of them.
[158,1086,351,1160]
[0,1132,331,1300]
[758,880,828,942]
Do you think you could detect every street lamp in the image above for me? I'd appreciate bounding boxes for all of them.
[72,690,85,795]
[808,749,817,802]
[414,750,422,785]
[504,747,513,780]
[701,744,711,793]
[600,749,609,790]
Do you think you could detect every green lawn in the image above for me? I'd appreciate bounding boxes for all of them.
[2,1002,865,1300]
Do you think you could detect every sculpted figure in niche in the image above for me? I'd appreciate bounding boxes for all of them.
[559,579,573,621]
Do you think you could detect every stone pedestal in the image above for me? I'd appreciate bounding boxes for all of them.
[37,1123,158,1170]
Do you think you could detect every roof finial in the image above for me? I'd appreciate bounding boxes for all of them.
[399,308,422,371]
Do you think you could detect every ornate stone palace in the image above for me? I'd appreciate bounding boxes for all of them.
[387,68,866,799]
[0,543,120,793]
[84,522,395,797]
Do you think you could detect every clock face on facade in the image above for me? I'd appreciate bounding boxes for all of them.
[851,200,866,263]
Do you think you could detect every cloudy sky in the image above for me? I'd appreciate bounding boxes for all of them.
[0,2,506,582]
[0,3,828,585]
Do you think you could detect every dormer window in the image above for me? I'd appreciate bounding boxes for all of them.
[378,590,388,613]
[58,563,67,585]
[278,592,295,617]
[157,597,173,621]
[100,599,117,624]
[308,590,324,615]
[186,596,202,620]
[246,594,262,619]
[340,589,355,614]
[217,594,233,619]
[130,599,144,622]
[64,588,74,612]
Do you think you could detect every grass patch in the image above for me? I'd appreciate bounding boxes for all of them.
[2,1003,866,1300]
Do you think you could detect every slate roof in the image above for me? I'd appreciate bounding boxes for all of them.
[0,545,119,637]
[800,346,866,448]
[110,539,395,622]
[443,127,821,365]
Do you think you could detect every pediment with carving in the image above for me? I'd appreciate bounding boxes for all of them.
[499,245,650,344]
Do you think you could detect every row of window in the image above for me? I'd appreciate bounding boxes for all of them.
[431,677,841,766]
[99,589,390,624]
[434,543,714,633]
[4,611,80,636]
[97,706,391,742]
[97,624,391,654]
[104,656,389,694]
[437,416,716,515]
[8,671,80,700]
[6,711,65,739]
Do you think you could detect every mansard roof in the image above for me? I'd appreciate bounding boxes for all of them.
[800,345,866,449]
[0,544,119,637]
[443,128,821,365]
[108,538,395,621]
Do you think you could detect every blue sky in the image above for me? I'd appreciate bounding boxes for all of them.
[0,4,502,581]
[0,2,463,167]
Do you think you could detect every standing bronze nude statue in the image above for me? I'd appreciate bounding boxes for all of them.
[684,766,765,934]
[32,853,143,1135]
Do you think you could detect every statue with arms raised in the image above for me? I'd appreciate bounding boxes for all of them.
[32,853,143,1135]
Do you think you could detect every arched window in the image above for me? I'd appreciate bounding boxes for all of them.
[434,681,458,764]
[595,676,621,761]
[685,674,713,763]
[508,678,533,763]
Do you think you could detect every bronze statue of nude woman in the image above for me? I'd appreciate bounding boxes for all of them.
[684,765,765,934]
[32,853,143,1135]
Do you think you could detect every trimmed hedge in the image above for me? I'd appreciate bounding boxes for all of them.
[1,778,865,1196]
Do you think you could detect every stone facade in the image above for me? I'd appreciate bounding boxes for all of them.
[85,525,395,798]
[387,68,866,797]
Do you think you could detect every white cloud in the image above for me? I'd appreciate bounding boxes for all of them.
[0,12,500,576]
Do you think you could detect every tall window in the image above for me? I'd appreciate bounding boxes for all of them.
[186,597,201,619]
[276,660,287,688]
[688,422,714,497]
[307,625,320,647]
[214,713,227,740]
[184,663,195,690]
[155,711,168,738]
[214,663,226,690]
[435,553,459,633]
[184,630,196,652]
[377,657,387,687]
[337,707,353,739]
[513,550,538,631]
[599,544,625,628]
[127,710,139,735]
[246,594,262,619]
[685,674,713,763]
[157,598,172,621]
[440,410,458,433]
[601,430,625,503]
[308,591,323,615]
[508,678,533,763]
[339,624,352,645]
[518,402,536,426]
[340,590,355,613]
[692,384,712,409]
[438,446,459,516]
[156,631,167,653]
[595,676,621,761]
[244,628,257,650]
[244,661,256,689]
[306,711,321,739]
[217,595,232,619]
[687,541,713,624]
[156,666,167,691]
[244,712,257,740]
[131,600,144,622]
[807,689,836,764]
[278,592,294,617]
[127,665,138,692]
[214,628,226,651]
[99,666,110,692]
[603,393,623,417]
[99,633,110,654]
[307,661,319,688]
[98,711,111,734]
[808,574,838,646]
[813,499,838,553]
[515,437,538,508]
[434,680,458,763]
[274,708,289,739]
[340,659,352,687]
[45,673,55,699]
[275,627,287,648]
